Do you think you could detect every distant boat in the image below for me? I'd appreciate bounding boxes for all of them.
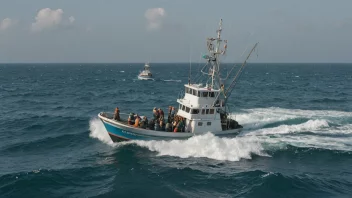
[137,63,153,80]
[99,19,258,142]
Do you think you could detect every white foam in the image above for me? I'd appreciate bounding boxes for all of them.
[131,133,269,161]
[89,118,115,146]
[232,107,352,130]
[232,107,352,152]
[163,79,182,82]
[246,119,329,135]
[258,134,352,152]
[329,124,352,134]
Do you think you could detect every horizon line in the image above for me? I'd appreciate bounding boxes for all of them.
[0,62,352,64]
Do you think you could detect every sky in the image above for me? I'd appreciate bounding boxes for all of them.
[0,0,351,63]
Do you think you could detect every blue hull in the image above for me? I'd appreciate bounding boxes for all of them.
[102,121,183,142]
[103,122,146,141]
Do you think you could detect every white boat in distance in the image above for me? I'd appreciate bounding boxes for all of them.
[138,63,153,80]
[99,19,258,142]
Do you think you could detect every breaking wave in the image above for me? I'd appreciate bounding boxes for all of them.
[233,107,352,130]
[132,133,269,161]
[89,118,114,146]
[246,119,330,135]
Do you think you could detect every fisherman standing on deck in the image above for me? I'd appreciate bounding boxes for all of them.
[167,106,172,123]
[170,107,176,122]
[128,113,135,125]
[134,115,140,127]
[153,107,159,120]
[113,107,120,121]
[158,108,165,121]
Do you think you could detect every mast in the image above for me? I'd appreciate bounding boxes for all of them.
[209,19,226,89]
[189,45,192,85]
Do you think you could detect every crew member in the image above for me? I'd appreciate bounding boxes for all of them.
[113,107,120,121]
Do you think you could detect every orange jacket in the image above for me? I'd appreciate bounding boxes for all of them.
[134,118,140,127]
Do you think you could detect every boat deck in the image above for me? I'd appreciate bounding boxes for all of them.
[99,112,188,133]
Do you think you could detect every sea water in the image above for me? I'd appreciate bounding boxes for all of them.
[0,63,351,197]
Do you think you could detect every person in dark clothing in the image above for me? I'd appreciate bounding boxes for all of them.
[148,120,154,130]
[153,107,159,120]
[139,116,147,129]
[113,107,120,121]
[128,113,135,125]
[167,106,172,123]
[158,108,164,121]
[170,107,176,122]
[165,122,171,132]
[159,119,165,131]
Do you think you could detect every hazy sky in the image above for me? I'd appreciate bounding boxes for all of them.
[0,0,351,63]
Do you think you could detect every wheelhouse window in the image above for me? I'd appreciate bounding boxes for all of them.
[185,107,190,113]
[202,92,208,97]
[206,109,210,114]
[201,109,205,114]
[210,109,215,114]
[182,105,186,111]
[209,92,215,97]
[191,109,199,114]
[198,122,203,126]
[192,89,197,96]
[207,122,212,126]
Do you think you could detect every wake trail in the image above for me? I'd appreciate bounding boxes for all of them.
[132,133,269,161]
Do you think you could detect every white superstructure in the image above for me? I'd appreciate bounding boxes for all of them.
[175,19,258,134]
[138,63,153,80]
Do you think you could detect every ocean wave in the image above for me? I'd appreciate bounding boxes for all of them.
[310,98,347,103]
[232,107,352,130]
[260,134,352,152]
[245,119,330,135]
[89,118,115,146]
[0,167,116,197]
[163,79,182,82]
[131,133,269,161]
[246,172,352,197]
[1,132,87,154]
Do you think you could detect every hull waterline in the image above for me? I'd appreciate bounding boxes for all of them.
[138,76,154,80]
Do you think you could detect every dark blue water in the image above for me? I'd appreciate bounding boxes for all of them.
[0,63,352,197]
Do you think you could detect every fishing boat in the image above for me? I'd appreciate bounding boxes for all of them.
[137,62,153,80]
[98,19,258,142]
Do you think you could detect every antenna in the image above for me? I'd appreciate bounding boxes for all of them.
[189,44,192,85]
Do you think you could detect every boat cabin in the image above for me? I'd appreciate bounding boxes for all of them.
[177,84,226,133]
